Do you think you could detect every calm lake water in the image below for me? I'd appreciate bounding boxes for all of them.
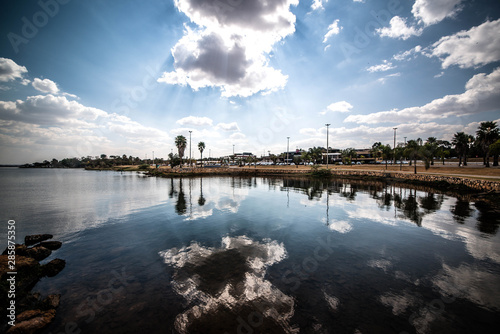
[1,168,499,333]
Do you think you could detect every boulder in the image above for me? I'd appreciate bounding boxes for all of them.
[39,241,62,250]
[42,258,66,277]
[42,294,61,308]
[0,255,42,291]
[25,234,53,246]
[2,244,27,256]
[25,246,52,261]
[7,309,56,334]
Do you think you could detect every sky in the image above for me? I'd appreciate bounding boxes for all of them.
[0,0,500,164]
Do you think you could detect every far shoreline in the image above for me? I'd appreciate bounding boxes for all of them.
[82,163,500,193]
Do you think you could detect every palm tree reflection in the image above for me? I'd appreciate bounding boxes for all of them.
[175,178,187,215]
[198,178,206,206]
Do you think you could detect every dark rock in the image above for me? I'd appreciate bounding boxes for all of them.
[25,234,53,246]
[7,309,56,334]
[2,244,27,256]
[25,246,52,261]
[42,294,61,308]
[42,258,66,277]
[0,255,42,292]
[39,241,62,250]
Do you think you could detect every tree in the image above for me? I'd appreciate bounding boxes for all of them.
[489,139,500,166]
[436,140,451,165]
[425,137,438,166]
[175,135,187,165]
[341,148,356,166]
[476,121,499,167]
[371,142,383,161]
[452,132,473,166]
[381,144,392,169]
[198,141,205,167]
[308,147,323,164]
[405,140,421,174]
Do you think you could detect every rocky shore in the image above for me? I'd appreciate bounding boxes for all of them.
[144,166,500,193]
[1,234,65,334]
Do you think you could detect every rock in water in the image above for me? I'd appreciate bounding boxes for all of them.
[39,241,62,250]
[7,309,56,334]
[25,234,53,246]
[25,246,52,261]
[42,258,66,277]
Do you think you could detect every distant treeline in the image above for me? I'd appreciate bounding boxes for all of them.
[20,155,162,169]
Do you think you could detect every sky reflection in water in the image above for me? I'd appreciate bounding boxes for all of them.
[159,176,500,333]
[3,169,498,333]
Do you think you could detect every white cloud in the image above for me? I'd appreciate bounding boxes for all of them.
[176,115,213,127]
[377,72,401,84]
[229,132,246,140]
[32,78,59,94]
[159,0,298,97]
[353,0,364,2]
[376,16,423,40]
[345,67,500,124]
[367,60,396,73]
[323,19,342,43]
[216,122,240,131]
[429,19,500,69]
[107,115,171,145]
[0,58,28,83]
[320,101,353,115]
[0,94,107,127]
[393,45,422,61]
[412,0,462,26]
[311,0,327,11]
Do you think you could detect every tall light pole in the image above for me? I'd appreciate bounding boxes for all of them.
[287,137,290,165]
[393,127,397,165]
[325,124,330,168]
[152,151,154,167]
[189,130,192,167]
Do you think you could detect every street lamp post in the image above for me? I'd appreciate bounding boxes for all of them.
[287,137,290,165]
[325,124,330,168]
[393,127,397,165]
[189,130,192,167]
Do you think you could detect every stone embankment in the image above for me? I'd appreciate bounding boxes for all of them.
[149,167,500,192]
[322,170,500,192]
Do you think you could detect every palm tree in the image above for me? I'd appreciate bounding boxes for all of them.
[381,144,392,169]
[490,139,500,166]
[425,137,438,166]
[476,121,499,167]
[175,135,187,165]
[452,132,473,166]
[198,141,205,167]
[436,140,451,165]
[405,140,421,174]
[341,148,356,166]
[371,142,383,162]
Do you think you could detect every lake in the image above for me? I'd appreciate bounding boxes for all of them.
[1,168,499,333]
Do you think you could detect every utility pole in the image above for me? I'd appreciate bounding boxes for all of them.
[287,137,290,165]
[393,128,397,165]
[189,130,192,167]
[325,124,330,168]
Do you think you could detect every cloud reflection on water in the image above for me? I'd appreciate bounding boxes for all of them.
[159,236,298,334]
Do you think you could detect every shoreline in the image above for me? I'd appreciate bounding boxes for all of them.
[83,164,500,194]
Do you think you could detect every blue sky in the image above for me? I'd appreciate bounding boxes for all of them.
[1,0,499,163]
